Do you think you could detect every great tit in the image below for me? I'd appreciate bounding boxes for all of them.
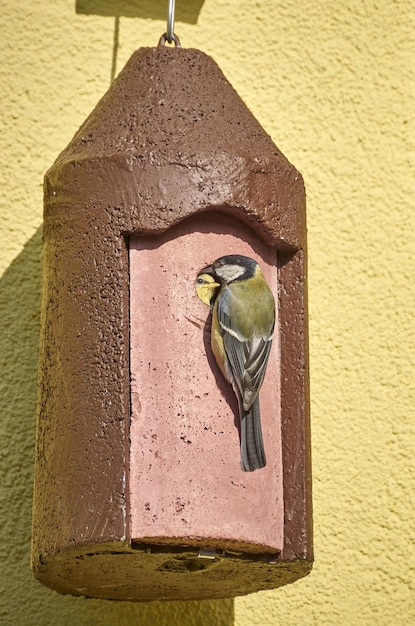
[195,254,275,472]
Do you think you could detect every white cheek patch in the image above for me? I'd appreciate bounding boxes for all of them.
[216,264,245,282]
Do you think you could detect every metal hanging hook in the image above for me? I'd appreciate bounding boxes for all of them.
[158,0,182,48]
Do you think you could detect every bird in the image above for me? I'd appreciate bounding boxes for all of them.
[195,254,275,471]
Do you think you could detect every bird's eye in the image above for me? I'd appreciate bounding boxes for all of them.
[196,277,205,285]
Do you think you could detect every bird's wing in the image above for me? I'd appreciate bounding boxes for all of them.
[216,304,273,411]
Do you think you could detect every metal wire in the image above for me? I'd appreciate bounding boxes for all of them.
[158,0,181,47]
[167,0,175,43]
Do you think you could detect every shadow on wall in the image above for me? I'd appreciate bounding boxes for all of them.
[76,0,205,22]
[76,0,206,84]
[0,229,234,623]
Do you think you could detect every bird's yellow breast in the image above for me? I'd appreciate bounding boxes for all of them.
[211,301,231,382]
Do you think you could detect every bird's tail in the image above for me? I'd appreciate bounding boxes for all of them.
[240,397,266,471]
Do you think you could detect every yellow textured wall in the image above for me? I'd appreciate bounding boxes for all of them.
[1,0,414,623]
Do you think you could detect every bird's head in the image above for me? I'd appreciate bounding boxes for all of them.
[196,255,261,306]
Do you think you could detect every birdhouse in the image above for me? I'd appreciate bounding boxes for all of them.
[32,44,312,600]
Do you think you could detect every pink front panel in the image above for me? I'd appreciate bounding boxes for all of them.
[129,213,283,553]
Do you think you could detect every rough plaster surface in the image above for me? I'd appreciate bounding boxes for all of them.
[0,0,414,624]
